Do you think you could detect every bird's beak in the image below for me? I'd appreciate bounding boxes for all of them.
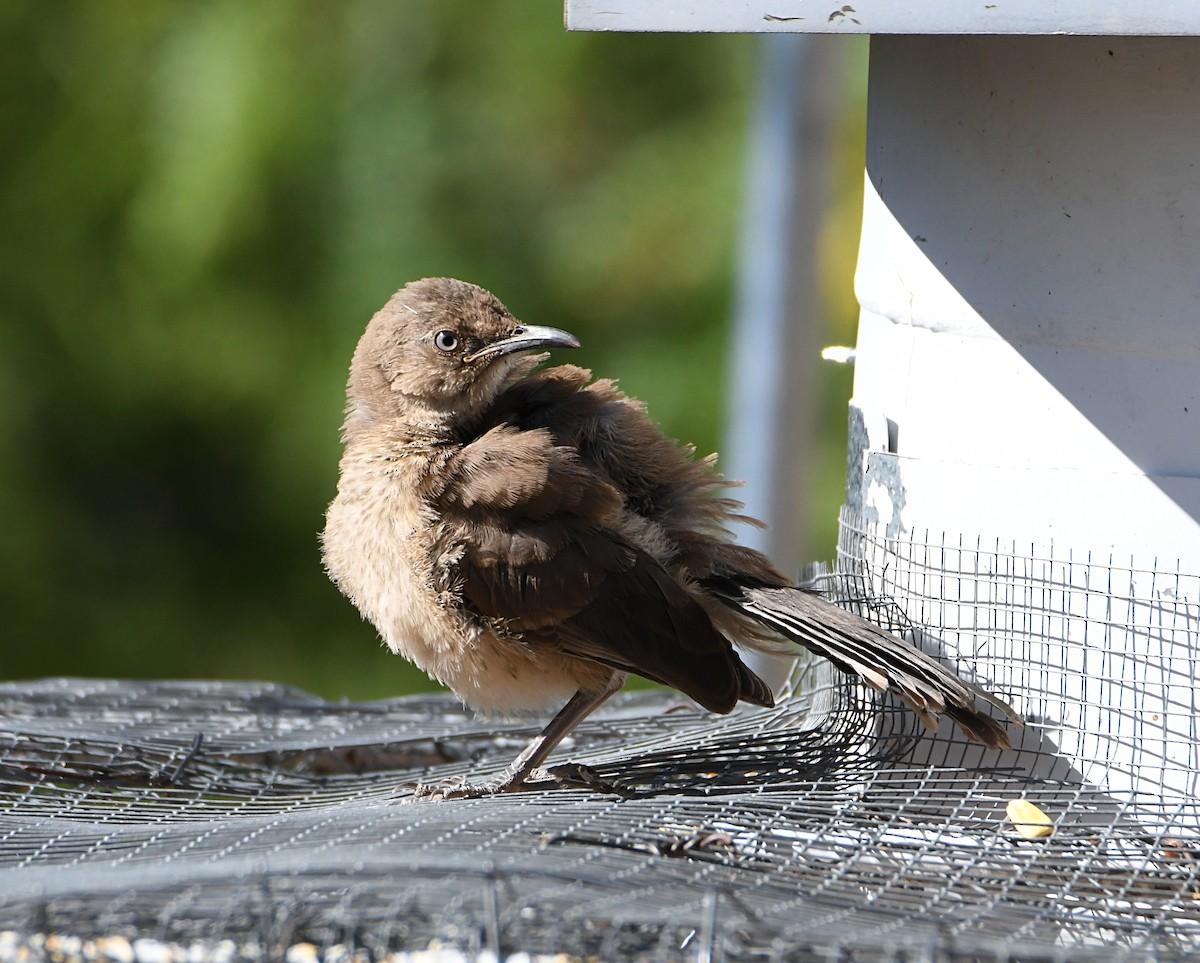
[466,324,581,363]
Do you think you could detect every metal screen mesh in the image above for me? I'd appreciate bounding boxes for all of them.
[0,509,1196,961]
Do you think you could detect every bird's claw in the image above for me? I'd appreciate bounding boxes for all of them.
[393,763,637,802]
[396,774,507,802]
[542,763,640,798]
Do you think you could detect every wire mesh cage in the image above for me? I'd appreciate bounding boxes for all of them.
[0,509,1196,961]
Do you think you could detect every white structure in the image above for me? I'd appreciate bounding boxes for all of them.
[568,6,1200,817]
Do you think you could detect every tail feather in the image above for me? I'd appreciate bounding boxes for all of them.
[706,578,1020,750]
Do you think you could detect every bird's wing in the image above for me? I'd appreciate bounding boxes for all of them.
[486,365,791,586]
[437,425,772,713]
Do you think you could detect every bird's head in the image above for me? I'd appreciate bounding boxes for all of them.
[344,277,580,434]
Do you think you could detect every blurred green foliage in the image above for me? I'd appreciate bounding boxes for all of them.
[0,1,865,700]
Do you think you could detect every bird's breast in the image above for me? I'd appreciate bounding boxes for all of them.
[321,449,591,713]
[322,457,455,651]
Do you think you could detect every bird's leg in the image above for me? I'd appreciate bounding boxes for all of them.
[497,682,622,787]
[408,673,627,801]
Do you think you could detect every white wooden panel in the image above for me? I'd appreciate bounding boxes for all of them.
[848,36,1200,804]
[567,0,1200,36]
[850,35,1200,558]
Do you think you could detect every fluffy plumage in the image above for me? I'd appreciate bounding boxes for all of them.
[322,278,1018,797]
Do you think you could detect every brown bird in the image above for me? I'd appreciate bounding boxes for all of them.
[322,277,1018,798]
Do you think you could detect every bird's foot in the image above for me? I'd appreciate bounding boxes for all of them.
[541,763,640,798]
[396,773,519,802]
[394,763,637,802]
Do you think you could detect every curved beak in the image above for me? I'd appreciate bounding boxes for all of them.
[466,324,581,363]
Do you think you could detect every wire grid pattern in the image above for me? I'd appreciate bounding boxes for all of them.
[0,512,1197,960]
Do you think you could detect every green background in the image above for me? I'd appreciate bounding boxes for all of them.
[0,2,866,701]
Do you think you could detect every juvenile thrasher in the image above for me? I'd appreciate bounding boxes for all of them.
[321,278,1018,798]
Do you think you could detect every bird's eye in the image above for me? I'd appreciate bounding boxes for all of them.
[433,330,459,353]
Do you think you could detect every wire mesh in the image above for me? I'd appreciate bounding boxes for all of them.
[0,509,1196,961]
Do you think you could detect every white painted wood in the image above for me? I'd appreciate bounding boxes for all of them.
[848,36,1200,807]
[849,36,1200,561]
[567,0,1200,36]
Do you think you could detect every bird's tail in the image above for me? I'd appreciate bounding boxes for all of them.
[704,577,1021,750]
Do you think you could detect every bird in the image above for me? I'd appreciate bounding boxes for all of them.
[321,277,1019,798]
